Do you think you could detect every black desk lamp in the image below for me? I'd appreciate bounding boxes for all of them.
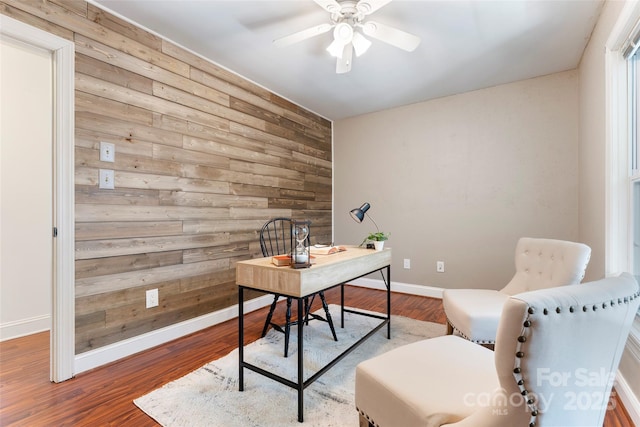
[349,202,380,232]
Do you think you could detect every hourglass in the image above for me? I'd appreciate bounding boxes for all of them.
[291,219,311,268]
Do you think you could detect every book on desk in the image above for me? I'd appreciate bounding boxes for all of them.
[309,245,347,255]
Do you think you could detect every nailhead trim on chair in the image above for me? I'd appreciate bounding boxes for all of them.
[512,289,640,427]
[445,316,496,344]
[356,407,379,427]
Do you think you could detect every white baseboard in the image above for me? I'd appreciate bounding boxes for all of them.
[74,294,273,375]
[615,369,640,425]
[349,277,443,299]
[0,315,50,342]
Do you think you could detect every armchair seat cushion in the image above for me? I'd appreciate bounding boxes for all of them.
[355,335,498,427]
[442,289,509,343]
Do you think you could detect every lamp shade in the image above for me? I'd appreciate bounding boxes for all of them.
[350,202,371,223]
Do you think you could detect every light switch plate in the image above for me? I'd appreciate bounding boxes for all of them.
[100,141,115,162]
[99,169,115,189]
[146,289,159,308]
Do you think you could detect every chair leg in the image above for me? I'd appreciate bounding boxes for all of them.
[319,292,338,341]
[358,413,373,427]
[284,297,293,358]
[261,294,280,337]
[446,320,454,335]
[304,296,312,325]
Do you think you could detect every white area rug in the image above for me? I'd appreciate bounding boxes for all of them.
[134,305,445,427]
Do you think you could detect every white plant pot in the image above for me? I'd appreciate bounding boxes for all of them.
[373,241,385,251]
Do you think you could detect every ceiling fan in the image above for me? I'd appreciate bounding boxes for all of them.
[273,0,421,74]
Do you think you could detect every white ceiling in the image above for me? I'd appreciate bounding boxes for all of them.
[92,0,604,121]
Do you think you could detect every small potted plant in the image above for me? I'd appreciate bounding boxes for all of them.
[361,231,389,251]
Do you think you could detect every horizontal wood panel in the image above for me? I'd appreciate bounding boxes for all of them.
[75,233,231,260]
[87,4,162,50]
[183,243,251,264]
[157,191,268,208]
[75,251,183,279]
[76,88,154,126]
[75,184,160,206]
[75,204,230,222]
[75,269,237,317]
[76,111,184,148]
[75,221,183,241]
[182,219,274,234]
[1,0,331,354]
[75,290,239,353]
[76,72,230,132]
[75,128,155,158]
[75,167,231,195]
[76,259,229,297]
[152,144,230,169]
[182,135,280,166]
[103,281,238,329]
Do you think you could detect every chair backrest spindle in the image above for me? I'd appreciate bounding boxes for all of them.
[260,217,293,257]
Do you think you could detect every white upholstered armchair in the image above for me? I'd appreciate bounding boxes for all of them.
[355,273,639,427]
[443,238,591,344]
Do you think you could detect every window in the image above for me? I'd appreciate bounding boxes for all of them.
[609,3,640,321]
[634,181,640,280]
[628,50,640,283]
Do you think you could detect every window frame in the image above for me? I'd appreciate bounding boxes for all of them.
[606,1,640,340]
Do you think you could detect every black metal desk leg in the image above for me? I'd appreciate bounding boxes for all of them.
[386,266,391,339]
[340,283,345,328]
[297,297,304,422]
[238,286,244,391]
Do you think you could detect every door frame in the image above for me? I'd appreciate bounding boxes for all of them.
[1,15,75,382]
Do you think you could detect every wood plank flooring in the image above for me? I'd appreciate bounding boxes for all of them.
[0,286,634,426]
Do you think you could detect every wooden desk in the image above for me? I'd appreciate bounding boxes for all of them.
[236,247,392,422]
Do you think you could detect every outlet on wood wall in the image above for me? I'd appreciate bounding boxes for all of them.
[0,0,332,354]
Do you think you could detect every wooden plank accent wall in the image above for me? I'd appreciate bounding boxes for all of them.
[0,0,332,354]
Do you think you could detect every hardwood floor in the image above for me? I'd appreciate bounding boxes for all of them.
[0,286,634,426]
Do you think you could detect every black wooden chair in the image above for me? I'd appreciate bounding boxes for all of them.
[259,218,337,357]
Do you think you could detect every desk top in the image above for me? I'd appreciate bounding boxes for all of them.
[236,247,391,297]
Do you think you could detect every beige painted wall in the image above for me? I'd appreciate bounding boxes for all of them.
[0,37,52,339]
[334,70,580,290]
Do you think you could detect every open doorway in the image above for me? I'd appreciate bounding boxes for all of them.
[0,15,75,382]
[0,35,53,344]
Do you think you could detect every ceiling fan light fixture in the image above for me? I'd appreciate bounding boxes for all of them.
[327,38,345,58]
[334,22,354,43]
[275,0,420,73]
[352,32,372,56]
[327,22,354,58]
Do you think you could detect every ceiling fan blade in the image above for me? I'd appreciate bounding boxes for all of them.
[312,0,342,13]
[361,20,420,52]
[336,43,353,74]
[273,23,333,47]
[356,0,393,15]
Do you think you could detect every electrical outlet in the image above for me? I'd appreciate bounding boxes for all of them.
[146,288,159,308]
[403,258,411,269]
[99,169,115,189]
[100,141,115,162]
[436,261,445,273]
